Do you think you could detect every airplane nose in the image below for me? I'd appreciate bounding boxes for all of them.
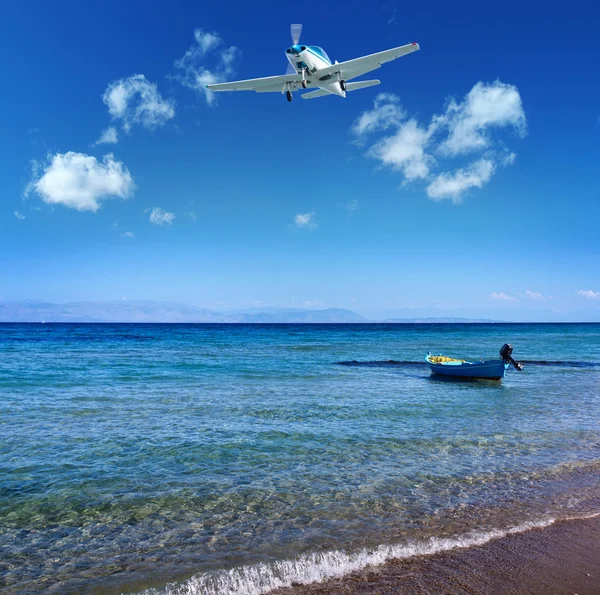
[286,44,305,55]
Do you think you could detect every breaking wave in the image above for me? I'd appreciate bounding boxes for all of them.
[148,516,596,595]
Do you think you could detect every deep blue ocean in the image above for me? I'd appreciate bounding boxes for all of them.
[1,323,600,594]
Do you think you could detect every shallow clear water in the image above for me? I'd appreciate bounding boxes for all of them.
[1,323,599,594]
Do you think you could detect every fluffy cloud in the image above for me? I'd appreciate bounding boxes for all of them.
[192,30,221,54]
[120,231,135,238]
[437,81,526,156]
[368,119,434,180]
[174,28,240,105]
[28,152,134,212]
[489,292,518,302]
[426,159,495,202]
[576,289,600,299]
[94,127,118,145]
[352,81,526,201]
[103,74,175,132]
[14,211,25,220]
[294,212,317,228]
[149,207,175,225]
[351,93,405,136]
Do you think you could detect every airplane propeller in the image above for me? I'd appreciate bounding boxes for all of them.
[286,24,303,74]
[290,23,303,46]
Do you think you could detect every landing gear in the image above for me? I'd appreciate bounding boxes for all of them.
[301,80,307,89]
[340,80,346,92]
[286,90,293,102]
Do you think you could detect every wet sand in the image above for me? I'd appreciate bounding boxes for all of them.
[269,515,600,595]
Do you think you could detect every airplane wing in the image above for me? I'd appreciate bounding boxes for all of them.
[206,72,315,93]
[315,42,420,82]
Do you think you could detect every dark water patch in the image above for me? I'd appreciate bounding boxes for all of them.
[336,359,600,369]
[336,360,423,368]
[522,360,600,368]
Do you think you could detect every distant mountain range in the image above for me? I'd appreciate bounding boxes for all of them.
[0,300,367,323]
[6,300,594,323]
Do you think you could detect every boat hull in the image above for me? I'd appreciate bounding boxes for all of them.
[425,356,509,380]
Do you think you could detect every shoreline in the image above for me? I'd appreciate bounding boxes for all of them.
[267,513,600,595]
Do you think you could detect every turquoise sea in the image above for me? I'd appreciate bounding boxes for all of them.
[1,323,600,594]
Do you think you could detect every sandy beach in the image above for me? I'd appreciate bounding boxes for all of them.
[269,514,600,595]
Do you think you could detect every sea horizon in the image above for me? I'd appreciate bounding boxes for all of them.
[4,320,600,325]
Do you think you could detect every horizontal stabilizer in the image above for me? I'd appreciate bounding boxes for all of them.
[301,88,333,100]
[301,80,381,100]
[345,79,380,92]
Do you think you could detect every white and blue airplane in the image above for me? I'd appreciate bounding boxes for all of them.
[206,24,420,102]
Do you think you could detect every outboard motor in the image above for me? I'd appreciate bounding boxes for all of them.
[500,343,523,371]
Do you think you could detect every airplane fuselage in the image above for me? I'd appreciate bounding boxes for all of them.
[285,44,346,97]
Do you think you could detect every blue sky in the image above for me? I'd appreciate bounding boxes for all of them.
[1,0,599,320]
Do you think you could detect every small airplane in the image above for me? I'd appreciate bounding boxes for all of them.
[206,24,420,102]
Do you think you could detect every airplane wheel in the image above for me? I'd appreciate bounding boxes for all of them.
[286,90,293,102]
[340,80,346,92]
[301,80,307,89]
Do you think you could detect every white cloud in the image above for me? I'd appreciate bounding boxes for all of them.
[368,118,434,180]
[28,152,134,212]
[174,28,240,106]
[149,207,175,225]
[426,159,495,202]
[351,93,405,136]
[352,81,525,202]
[194,30,221,54]
[103,74,175,132]
[489,292,518,302]
[294,212,317,229]
[437,81,526,156]
[120,231,135,238]
[344,199,358,211]
[524,290,544,300]
[14,211,25,220]
[576,289,600,299]
[94,126,118,145]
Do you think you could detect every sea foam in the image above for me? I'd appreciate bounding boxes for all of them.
[151,517,572,595]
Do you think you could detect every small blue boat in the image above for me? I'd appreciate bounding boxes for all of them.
[425,344,523,380]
